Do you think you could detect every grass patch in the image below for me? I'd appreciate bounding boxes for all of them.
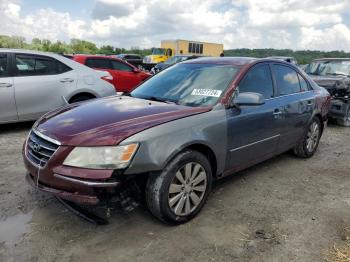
[327,228,350,262]
[327,243,350,262]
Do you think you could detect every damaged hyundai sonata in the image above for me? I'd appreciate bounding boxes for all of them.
[23,57,330,224]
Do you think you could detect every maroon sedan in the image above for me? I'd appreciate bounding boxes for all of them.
[23,57,330,224]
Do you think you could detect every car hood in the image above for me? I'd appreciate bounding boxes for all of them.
[310,74,348,88]
[34,96,211,146]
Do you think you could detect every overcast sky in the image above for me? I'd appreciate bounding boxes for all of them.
[1,0,350,50]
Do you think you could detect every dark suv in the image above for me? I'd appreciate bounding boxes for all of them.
[115,54,144,69]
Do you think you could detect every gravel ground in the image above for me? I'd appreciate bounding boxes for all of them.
[0,122,349,262]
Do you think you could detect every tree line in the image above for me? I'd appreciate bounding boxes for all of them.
[224,48,350,64]
[1,35,350,64]
[0,35,152,57]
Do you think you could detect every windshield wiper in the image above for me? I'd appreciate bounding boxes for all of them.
[146,96,178,104]
[326,73,349,77]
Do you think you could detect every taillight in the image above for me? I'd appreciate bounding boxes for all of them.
[101,75,113,83]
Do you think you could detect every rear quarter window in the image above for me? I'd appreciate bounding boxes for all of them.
[298,74,310,92]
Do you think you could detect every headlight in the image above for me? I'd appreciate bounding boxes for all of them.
[63,144,138,169]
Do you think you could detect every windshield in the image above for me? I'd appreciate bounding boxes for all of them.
[307,60,350,76]
[152,48,166,55]
[164,56,177,65]
[164,56,186,65]
[131,63,239,107]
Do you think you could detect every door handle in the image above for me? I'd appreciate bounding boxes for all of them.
[272,109,283,118]
[0,83,12,88]
[272,109,282,115]
[307,100,313,105]
[60,78,74,83]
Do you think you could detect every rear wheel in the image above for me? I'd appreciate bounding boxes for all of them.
[293,117,322,158]
[146,150,212,224]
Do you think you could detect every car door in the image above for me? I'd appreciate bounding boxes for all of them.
[226,63,282,171]
[270,64,314,152]
[110,59,141,92]
[0,53,17,123]
[13,53,75,121]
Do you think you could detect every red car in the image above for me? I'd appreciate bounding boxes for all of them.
[73,55,151,93]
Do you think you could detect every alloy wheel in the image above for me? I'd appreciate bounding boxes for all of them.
[168,162,207,216]
[306,121,320,152]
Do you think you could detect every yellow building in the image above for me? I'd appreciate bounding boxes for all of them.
[143,39,224,69]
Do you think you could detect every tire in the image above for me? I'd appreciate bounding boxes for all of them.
[293,117,322,158]
[336,107,350,127]
[146,150,212,224]
[69,95,95,103]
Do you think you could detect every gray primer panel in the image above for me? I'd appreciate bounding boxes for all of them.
[121,106,228,176]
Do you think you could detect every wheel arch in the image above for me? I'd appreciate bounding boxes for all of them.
[164,141,218,178]
[68,92,97,103]
[313,113,324,134]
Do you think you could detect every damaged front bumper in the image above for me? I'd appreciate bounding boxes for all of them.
[328,99,350,121]
[26,172,102,205]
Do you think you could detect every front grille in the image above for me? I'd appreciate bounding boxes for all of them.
[26,130,60,168]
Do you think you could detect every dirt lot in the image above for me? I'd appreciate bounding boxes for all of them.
[0,122,349,262]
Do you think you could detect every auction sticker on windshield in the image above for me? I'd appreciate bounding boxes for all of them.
[191,89,222,97]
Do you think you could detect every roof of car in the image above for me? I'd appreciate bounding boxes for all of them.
[0,48,61,56]
[312,58,350,62]
[267,56,295,59]
[186,57,302,67]
[117,53,140,56]
[73,54,126,62]
[183,57,256,65]
[73,54,109,58]
[183,57,303,68]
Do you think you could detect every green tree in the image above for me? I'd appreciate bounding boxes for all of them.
[70,39,98,54]
[99,45,115,55]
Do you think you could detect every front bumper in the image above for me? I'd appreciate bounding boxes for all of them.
[328,99,349,120]
[26,173,101,205]
[23,135,121,205]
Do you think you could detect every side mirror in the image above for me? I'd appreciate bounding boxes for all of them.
[233,92,265,106]
[133,68,140,73]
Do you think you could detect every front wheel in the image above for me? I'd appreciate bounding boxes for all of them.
[293,117,322,158]
[146,150,212,224]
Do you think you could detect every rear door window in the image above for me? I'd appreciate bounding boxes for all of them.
[34,57,57,75]
[272,64,301,95]
[15,54,71,76]
[85,58,111,69]
[0,54,8,77]
[238,64,274,99]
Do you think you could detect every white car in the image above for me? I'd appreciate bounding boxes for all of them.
[0,49,116,124]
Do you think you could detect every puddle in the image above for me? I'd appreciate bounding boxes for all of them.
[0,211,33,246]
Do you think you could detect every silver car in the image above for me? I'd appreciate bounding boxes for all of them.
[0,49,116,124]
